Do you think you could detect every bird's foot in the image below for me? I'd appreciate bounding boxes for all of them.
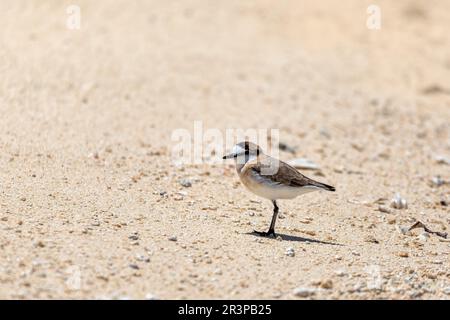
[253,229,276,238]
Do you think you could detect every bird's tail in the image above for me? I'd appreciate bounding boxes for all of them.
[310,181,336,192]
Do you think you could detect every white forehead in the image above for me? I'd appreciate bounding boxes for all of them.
[232,144,245,154]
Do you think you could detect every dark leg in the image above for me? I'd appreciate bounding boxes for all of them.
[253,200,279,238]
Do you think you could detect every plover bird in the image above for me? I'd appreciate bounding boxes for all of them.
[223,141,335,237]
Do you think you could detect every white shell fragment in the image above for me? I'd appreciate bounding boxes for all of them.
[390,193,408,209]
[288,158,320,170]
[285,247,295,257]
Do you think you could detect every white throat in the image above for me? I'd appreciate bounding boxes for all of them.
[235,153,257,173]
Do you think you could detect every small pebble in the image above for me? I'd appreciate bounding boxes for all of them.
[34,241,45,248]
[417,232,429,243]
[179,179,192,188]
[319,279,333,289]
[397,226,410,235]
[391,193,408,209]
[435,155,450,165]
[365,235,379,244]
[335,269,347,277]
[293,287,316,298]
[173,195,184,201]
[136,254,150,263]
[378,205,392,214]
[279,142,296,154]
[398,251,409,258]
[168,236,177,242]
[285,247,295,257]
[430,176,445,187]
[387,217,396,224]
[145,293,158,300]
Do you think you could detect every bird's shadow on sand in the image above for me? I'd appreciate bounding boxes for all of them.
[245,231,343,246]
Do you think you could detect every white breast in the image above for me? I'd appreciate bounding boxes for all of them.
[241,171,319,200]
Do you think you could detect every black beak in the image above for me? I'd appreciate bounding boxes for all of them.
[222,153,235,159]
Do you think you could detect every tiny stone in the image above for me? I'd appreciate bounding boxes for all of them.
[435,155,450,165]
[288,158,320,170]
[279,142,296,154]
[443,287,450,295]
[430,176,445,187]
[129,264,139,270]
[145,293,158,300]
[398,251,409,258]
[285,247,295,257]
[179,179,192,188]
[35,241,45,248]
[293,287,316,298]
[378,205,392,214]
[352,283,365,293]
[335,269,347,277]
[365,235,379,244]
[387,217,396,224]
[129,235,139,241]
[391,193,408,209]
[319,279,333,289]
[397,226,410,235]
[136,254,150,263]
[417,232,429,243]
[168,236,177,242]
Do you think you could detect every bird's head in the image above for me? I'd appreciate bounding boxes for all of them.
[223,141,262,165]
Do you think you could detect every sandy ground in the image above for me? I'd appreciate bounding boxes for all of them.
[0,0,449,299]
